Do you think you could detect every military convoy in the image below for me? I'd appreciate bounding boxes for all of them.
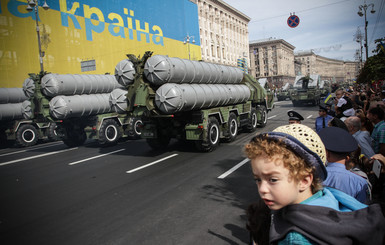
[277,82,291,101]
[1,52,273,151]
[290,74,321,106]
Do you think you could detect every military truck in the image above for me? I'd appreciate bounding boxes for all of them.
[320,80,331,98]
[110,52,272,152]
[257,78,275,109]
[290,74,321,106]
[20,72,142,148]
[0,86,57,147]
[277,82,291,101]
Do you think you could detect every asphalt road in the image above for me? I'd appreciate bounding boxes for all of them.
[0,99,320,245]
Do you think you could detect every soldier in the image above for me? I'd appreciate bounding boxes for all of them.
[288,110,304,124]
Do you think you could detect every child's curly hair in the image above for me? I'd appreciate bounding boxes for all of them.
[244,135,323,193]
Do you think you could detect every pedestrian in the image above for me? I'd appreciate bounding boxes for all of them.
[366,106,385,156]
[344,116,375,158]
[319,126,369,203]
[244,124,385,244]
[334,88,355,118]
[315,105,333,133]
[328,117,349,132]
[287,110,303,124]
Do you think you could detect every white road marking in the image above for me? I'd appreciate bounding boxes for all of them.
[126,153,178,173]
[0,147,78,166]
[218,158,250,179]
[268,115,277,119]
[0,142,64,157]
[307,115,313,119]
[68,148,126,165]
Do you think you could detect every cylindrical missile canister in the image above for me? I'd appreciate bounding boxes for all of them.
[23,77,35,98]
[49,94,112,119]
[0,102,27,121]
[41,74,122,97]
[109,88,128,114]
[114,59,136,86]
[0,88,28,104]
[144,55,244,86]
[155,83,250,114]
[21,100,32,119]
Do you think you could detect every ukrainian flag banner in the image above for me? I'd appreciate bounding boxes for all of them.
[324,93,333,104]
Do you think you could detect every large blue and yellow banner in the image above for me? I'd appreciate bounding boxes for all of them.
[0,0,201,87]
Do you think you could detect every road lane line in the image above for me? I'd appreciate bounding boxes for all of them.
[218,158,250,179]
[0,147,78,166]
[268,115,277,119]
[307,115,313,119]
[0,142,64,157]
[126,153,178,173]
[68,148,126,165]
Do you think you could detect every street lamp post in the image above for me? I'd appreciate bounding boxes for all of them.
[183,34,195,60]
[26,0,50,73]
[357,2,375,61]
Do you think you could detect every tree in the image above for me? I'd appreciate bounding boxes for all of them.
[356,37,385,84]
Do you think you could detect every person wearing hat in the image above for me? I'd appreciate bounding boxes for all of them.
[315,105,333,133]
[319,127,369,203]
[287,110,304,124]
[244,124,385,244]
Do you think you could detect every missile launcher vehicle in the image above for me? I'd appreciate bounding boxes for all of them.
[112,51,272,152]
[290,74,321,106]
[0,85,57,147]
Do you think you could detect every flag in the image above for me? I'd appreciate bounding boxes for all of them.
[324,93,333,104]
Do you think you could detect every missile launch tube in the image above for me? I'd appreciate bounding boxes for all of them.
[23,78,35,98]
[109,88,129,114]
[0,100,31,121]
[0,88,28,104]
[49,94,112,119]
[144,55,244,86]
[155,83,251,114]
[114,59,136,86]
[41,74,123,97]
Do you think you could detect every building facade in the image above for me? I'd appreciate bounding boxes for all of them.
[295,51,360,84]
[249,38,296,88]
[197,0,250,67]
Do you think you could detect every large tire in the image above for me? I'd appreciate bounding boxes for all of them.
[99,119,122,146]
[128,118,142,139]
[224,113,238,142]
[146,136,170,150]
[244,108,258,133]
[15,124,38,147]
[62,127,86,147]
[195,117,220,152]
[47,123,59,142]
[257,106,268,128]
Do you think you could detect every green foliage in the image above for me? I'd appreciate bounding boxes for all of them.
[357,37,385,84]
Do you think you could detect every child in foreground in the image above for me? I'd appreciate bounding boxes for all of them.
[244,124,385,245]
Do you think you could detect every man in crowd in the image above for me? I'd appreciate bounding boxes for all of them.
[288,110,304,124]
[315,105,333,133]
[319,127,369,203]
[367,106,385,156]
[344,116,375,158]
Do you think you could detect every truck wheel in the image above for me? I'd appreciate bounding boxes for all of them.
[225,113,238,142]
[128,118,142,139]
[257,106,268,128]
[62,127,86,147]
[47,123,59,142]
[195,117,220,152]
[146,136,171,150]
[15,124,38,147]
[99,119,122,146]
[244,108,258,132]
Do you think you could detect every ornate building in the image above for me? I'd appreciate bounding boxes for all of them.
[249,38,296,88]
[197,0,250,66]
[295,51,359,84]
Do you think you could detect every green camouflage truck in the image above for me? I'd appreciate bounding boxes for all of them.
[290,74,321,106]
[115,52,273,152]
